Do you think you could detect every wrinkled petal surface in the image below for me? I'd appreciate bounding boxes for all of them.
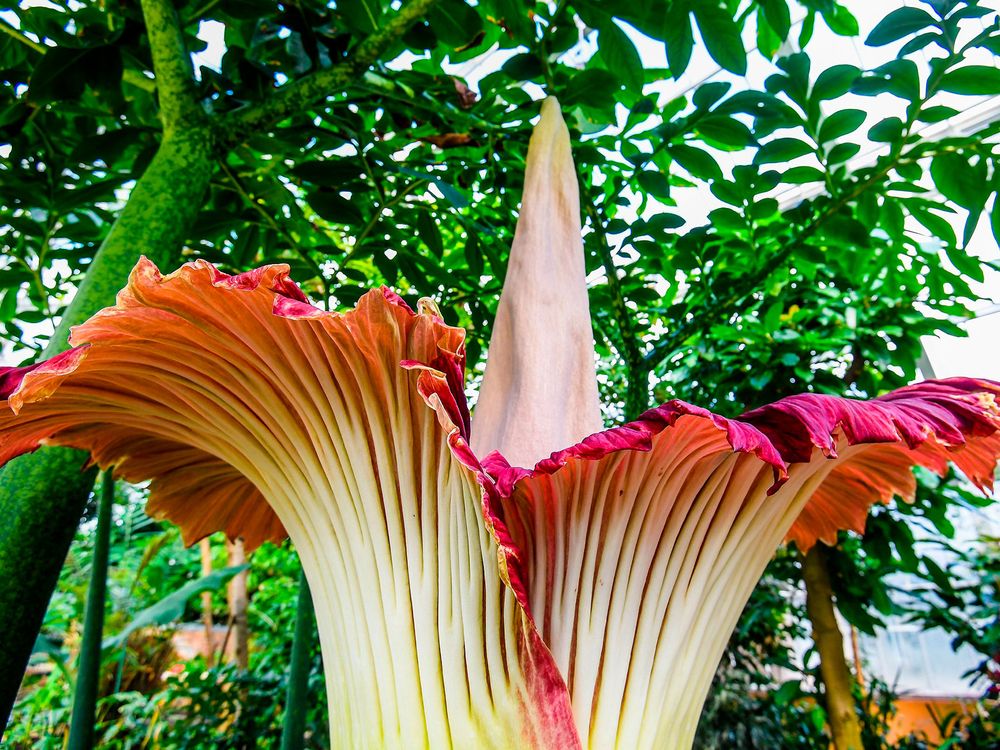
[742,380,1000,549]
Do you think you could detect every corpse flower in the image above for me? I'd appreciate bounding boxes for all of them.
[3,98,1000,749]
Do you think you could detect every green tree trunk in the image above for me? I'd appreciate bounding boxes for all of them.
[0,127,215,725]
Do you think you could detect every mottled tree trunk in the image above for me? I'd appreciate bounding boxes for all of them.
[200,537,216,666]
[803,544,864,750]
[227,538,250,670]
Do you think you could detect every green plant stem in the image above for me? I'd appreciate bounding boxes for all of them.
[280,570,317,750]
[0,16,46,53]
[139,0,203,131]
[0,450,98,726]
[67,471,115,750]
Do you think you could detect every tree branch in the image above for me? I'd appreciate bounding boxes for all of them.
[0,16,45,54]
[217,0,440,148]
[585,203,649,420]
[140,0,202,131]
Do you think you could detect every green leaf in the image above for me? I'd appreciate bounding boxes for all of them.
[491,0,534,41]
[851,59,920,100]
[501,52,543,80]
[692,6,747,75]
[780,166,825,184]
[709,179,743,206]
[292,160,364,187]
[695,116,754,148]
[309,190,364,225]
[908,204,956,247]
[865,6,937,46]
[779,352,799,366]
[917,105,958,123]
[663,6,694,78]
[827,142,860,164]
[930,152,985,208]
[102,566,248,652]
[338,0,383,34]
[416,212,444,258]
[773,53,810,106]
[692,81,731,110]
[754,137,815,164]
[645,213,685,232]
[637,170,671,198]
[922,557,954,596]
[817,109,866,143]
[29,46,122,103]
[799,10,815,47]
[670,143,722,181]
[899,31,944,57]
[428,0,483,47]
[992,195,1000,248]
[938,65,1000,95]
[464,231,483,277]
[760,0,791,40]
[812,64,860,101]
[755,12,782,58]
[868,116,903,142]
[598,19,644,94]
[0,289,18,323]
[564,68,619,109]
[823,5,859,36]
[945,243,985,283]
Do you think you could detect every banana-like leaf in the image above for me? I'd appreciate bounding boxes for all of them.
[101,564,247,652]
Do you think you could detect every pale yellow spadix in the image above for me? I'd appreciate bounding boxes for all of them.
[471,97,604,468]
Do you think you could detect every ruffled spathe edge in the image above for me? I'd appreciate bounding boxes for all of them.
[475,381,1000,553]
[6,258,999,558]
[0,260,474,552]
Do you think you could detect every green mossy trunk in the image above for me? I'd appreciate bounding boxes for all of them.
[0,126,215,726]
